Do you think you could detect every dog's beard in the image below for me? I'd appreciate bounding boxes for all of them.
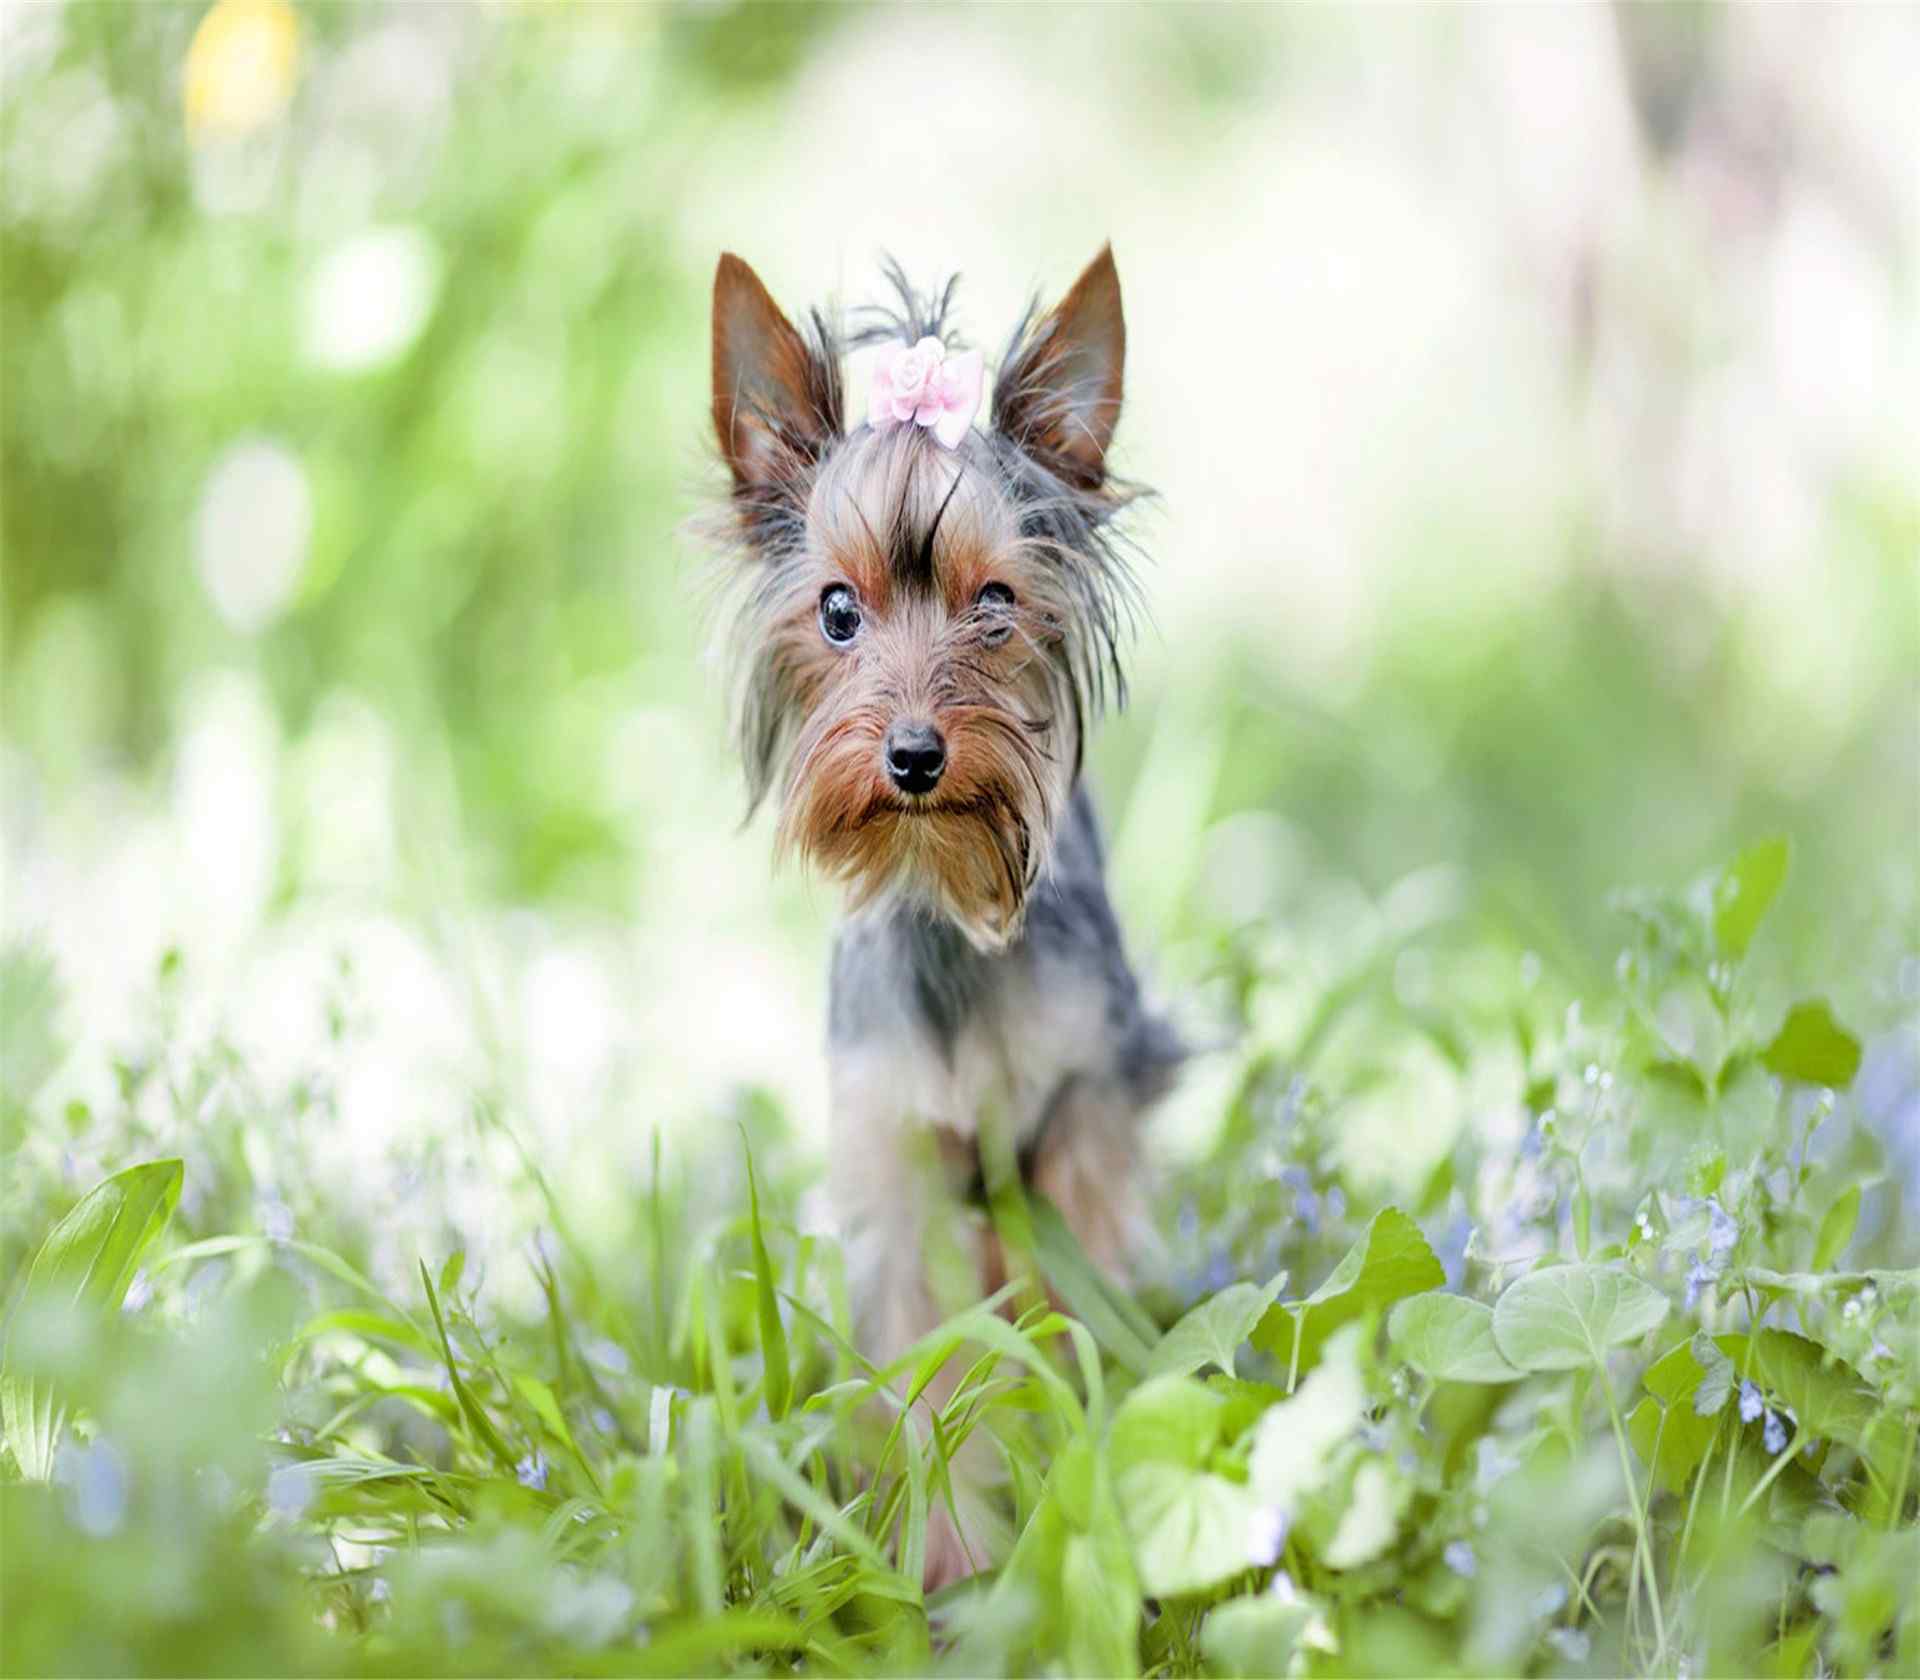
[776,703,1064,951]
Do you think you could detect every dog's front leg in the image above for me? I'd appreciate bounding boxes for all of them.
[828,1073,1001,1591]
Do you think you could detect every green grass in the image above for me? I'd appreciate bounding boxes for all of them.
[2,839,1916,1678]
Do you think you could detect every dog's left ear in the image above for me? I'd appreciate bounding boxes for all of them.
[993,244,1126,490]
[712,252,842,495]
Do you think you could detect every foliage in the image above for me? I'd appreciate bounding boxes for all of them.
[4,842,1915,1678]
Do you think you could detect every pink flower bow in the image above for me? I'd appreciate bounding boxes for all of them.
[868,336,983,449]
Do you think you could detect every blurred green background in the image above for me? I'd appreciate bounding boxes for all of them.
[4,0,1917,1242]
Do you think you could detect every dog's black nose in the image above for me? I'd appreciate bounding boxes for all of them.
[885,721,946,795]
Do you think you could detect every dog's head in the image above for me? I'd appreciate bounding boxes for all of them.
[705,248,1139,950]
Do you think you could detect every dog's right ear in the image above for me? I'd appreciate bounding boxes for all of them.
[992,244,1125,491]
[712,253,842,495]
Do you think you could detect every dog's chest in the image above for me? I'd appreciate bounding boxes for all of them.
[827,908,1114,1149]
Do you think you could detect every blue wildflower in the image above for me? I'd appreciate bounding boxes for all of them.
[1764,1411,1787,1455]
[516,1451,549,1491]
[1739,1380,1763,1422]
[56,1438,129,1538]
[1444,1540,1477,1578]
[1706,1198,1738,1259]
[1293,1188,1321,1233]
[1685,1260,1714,1310]
[266,1462,315,1519]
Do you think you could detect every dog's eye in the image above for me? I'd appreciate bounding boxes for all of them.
[976,582,1016,644]
[819,584,862,645]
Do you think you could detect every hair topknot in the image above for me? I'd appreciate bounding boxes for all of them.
[849,257,964,351]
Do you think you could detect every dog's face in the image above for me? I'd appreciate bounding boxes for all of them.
[708,249,1133,950]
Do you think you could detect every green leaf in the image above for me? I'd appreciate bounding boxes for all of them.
[1812,1183,1863,1272]
[1248,1324,1368,1511]
[742,1140,791,1422]
[288,1307,438,1361]
[512,1371,596,1490]
[1738,1266,1920,1301]
[1109,1374,1231,1475]
[1627,1394,1719,1496]
[418,1259,520,1476]
[1388,1293,1523,1384]
[1,1158,183,1480]
[1061,1484,1142,1679]
[1491,1263,1670,1372]
[1762,1000,1862,1089]
[1147,1272,1288,1379]
[1251,1208,1443,1378]
[1323,1459,1409,1569]
[1202,1595,1313,1677]
[1642,1336,1709,1405]
[1110,1375,1261,1599]
[1712,836,1790,960]
[1691,1331,1735,1417]
[1116,1460,1261,1599]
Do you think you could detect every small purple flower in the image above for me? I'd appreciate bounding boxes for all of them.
[1444,1540,1477,1578]
[1684,1260,1714,1311]
[1738,1380,1763,1423]
[1763,1411,1788,1455]
[56,1438,129,1537]
[1706,1198,1738,1260]
[516,1451,549,1491]
[267,1462,315,1519]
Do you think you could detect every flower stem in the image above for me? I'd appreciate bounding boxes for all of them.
[1736,1427,1807,1520]
[1599,1361,1667,1667]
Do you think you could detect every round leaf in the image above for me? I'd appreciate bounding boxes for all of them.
[1388,1293,1522,1383]
[1762,1000,1862,1089]
[1492,1264,1670,1372]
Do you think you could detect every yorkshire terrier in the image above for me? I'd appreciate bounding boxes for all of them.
[704,246,1182,1587]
